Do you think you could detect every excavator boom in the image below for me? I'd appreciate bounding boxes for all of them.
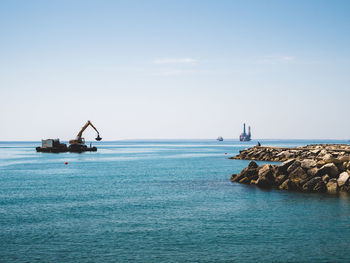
[69,120,102,145]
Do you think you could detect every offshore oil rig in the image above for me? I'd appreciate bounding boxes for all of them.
[239,123,251,141]
[36,120,102,153]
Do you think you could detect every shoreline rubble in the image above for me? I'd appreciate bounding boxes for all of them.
[230,144,350,194]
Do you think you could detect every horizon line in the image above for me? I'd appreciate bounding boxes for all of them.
[0,138,349,142]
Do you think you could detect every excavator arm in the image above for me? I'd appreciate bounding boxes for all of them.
[69,120,102,145]
[87,122,101,140]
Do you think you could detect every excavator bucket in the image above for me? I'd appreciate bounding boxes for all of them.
[95,135,102,141]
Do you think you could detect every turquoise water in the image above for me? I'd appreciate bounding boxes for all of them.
[1,140,350,262]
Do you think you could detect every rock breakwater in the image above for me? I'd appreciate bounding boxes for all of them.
[231,144,350,162]
[230,144,350,194]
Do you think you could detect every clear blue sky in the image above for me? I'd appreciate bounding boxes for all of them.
[1,0,349,140]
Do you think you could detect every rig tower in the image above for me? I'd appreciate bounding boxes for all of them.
[239,123,252,141]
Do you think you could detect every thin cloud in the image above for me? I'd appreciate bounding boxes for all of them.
[281,56,295,61]
[152,58,197,65]
[260,55,296,63]
[148,69,197,77]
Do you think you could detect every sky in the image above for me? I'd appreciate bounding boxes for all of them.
[1,0,350,140]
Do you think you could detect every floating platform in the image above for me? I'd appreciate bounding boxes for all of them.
[36,146,97,153]
[36,139,97,153]
[68,144,97,153]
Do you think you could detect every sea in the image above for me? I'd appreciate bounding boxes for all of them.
[1,139,350,263]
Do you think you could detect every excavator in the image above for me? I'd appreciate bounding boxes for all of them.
[36,120,102,153]
[68,120,102,152]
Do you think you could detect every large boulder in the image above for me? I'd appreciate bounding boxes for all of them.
[316,160,326,168]
[278,159,295,174]
[287,160,301,174]
[275,174,289,186]
[302,177,322,192]
[300,159,317,170]
[322,153,334,163]
[279,179,296,191]
[232,166,258,182]
[317,149,328,158]
[289,166,308,188]
[239,176,252,184]
[310,149,320,155]
[323,154,346,164]
[337,172,350,187]
[279,179,290,190]
[313,181,327,192]
[248,161,259,169]
[255,176,272,188]
[317,163,339,178]
[287,161,301,173]
[258,164,274,178]
[307,167,319,177]
[277,151,293,160]
[230,174,238,182]
[231,171,246,182]
[255,164,275,188]
[326,179,338,194]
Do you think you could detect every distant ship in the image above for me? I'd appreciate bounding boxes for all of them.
[217,136,223,141]
[239,123,251,141]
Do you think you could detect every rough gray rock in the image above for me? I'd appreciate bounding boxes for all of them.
[289,166,308,187]
[278,159,295,173]
[322,174,330,184]
[230,174,238,182]
[318,149,328,158]
[279,179,294,190]
[287,161,301,174]
[256,164,275,188]
[233,166,258,182]
[307,167,319,177]
[310,149,320,155]
[313,181,327,192]
[317,163,339,178]
[255,176,272,188]
[326,179,338,194]
[275,174,288,186]
[302,177,322,192]
[322,153,334,163]
[248,161,258,169]
[337,172,350,187]
[301,159,317,170]
[239,176,251,184]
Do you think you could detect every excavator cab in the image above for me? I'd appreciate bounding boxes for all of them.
[95,135,102,141]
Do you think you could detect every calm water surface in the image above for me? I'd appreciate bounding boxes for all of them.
[1,140,350,262]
